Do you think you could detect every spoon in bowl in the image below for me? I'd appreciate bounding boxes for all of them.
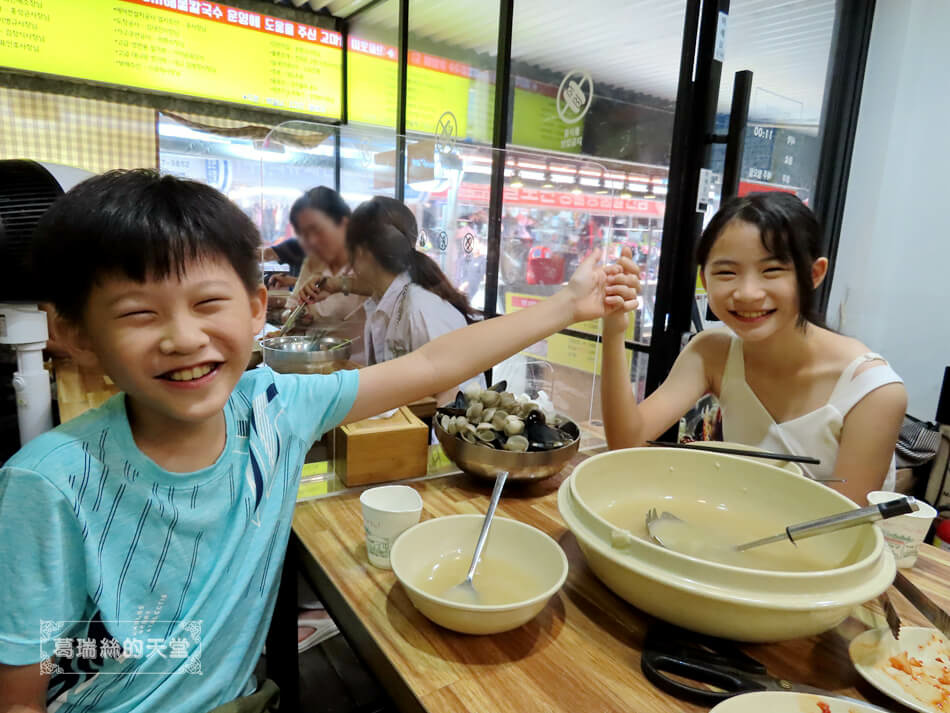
[646,496,919,552]
[443,471,508,604]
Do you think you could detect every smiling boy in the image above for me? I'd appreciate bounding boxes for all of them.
[0,170,640,712]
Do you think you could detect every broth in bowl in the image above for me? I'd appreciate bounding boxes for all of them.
[416,552,546,606]
[600,499,830,571]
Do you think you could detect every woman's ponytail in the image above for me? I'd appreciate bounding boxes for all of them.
[347,197,482,323]
[408,250,480,323]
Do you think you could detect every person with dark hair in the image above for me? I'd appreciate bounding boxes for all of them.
[262,238,305,279]
[280,186,366,360]
[600,192,907,503]
[302,196,484,403]
[0,170,640,712]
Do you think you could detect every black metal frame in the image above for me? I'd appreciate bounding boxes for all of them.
[484,0,515,320]
[721,70,753,200]
[813,0,877,316]
[394,0,409,201]
[646,0,725,398]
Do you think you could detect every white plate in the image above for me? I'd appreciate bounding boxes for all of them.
[709,691,887,713]
[850,626,950,713]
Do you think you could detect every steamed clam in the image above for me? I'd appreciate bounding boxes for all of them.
[436,381,576,453]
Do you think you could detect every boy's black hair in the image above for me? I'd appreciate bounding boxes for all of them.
[695,191,825,328]
[33,169,261,323]
[289,186,350,231]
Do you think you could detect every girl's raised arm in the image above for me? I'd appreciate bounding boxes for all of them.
[344,250,638,424]
[601,307,722,449]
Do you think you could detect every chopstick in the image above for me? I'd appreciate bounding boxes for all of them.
[328,336,361,352]
[342,302,364,321]
[277,302,307,337]
[646,440,821,465]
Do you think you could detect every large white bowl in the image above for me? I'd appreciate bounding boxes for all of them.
[389,514,568,635]
[558,448,895,642]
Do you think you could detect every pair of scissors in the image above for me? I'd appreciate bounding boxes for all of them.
[640,624,890,711]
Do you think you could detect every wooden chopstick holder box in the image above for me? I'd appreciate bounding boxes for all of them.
[333,406,428,487]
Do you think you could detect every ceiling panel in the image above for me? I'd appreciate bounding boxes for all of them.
[342,0,836,123]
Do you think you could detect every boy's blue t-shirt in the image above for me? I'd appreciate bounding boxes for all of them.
[0,366,359,712]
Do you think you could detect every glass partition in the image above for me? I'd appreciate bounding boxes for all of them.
[158,112,652,470]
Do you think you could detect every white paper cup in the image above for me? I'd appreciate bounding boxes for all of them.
[360,485,423,569]
[867,491,937,568]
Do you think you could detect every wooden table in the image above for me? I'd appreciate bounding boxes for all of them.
[52,358,118,423]
[293,455,950,713]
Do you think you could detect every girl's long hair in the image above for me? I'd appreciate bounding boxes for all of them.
[347,197,481,322]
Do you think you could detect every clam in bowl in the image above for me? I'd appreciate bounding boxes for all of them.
[558,447,896,642]
[433,383,581,481]
[389,514,569,635]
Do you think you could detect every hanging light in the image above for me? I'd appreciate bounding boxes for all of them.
[644,181,656,199]
[510,171,524,189]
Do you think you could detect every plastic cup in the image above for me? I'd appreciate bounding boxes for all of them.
[360,485,423,569]
[867,491,937,568]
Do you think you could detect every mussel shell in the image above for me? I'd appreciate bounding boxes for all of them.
[488,380,507,393]
[437,406,466,418]
[525,409,547,426]
[525,420,571,451]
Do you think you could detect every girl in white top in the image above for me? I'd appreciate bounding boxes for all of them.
[601,192,907,503]
[303,196,486,405]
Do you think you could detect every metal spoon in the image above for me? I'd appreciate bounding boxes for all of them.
[645,496,918,552]
[443,471,508,604]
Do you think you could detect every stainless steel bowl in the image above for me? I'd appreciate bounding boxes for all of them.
[260,335,353,374]
[434,414,580,481]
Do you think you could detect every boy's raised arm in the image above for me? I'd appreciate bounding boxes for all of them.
[345,250,639,424]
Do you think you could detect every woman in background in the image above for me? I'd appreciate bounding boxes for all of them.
[301,196,484,404]
[280,186,366,362]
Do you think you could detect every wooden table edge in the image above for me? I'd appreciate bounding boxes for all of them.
[293,533,428,713]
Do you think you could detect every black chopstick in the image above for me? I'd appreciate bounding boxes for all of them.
[646,440,821,465]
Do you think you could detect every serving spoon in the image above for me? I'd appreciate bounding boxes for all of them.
[443,471,508,604]
[646,496,918,552]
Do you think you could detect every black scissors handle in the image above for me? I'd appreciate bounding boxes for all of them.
[641,650,769,706]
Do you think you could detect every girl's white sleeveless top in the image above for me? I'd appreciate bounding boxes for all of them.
[719,337,902,492]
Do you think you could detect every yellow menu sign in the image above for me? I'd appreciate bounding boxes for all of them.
[347,38,470,138]
[0,0,342,118]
